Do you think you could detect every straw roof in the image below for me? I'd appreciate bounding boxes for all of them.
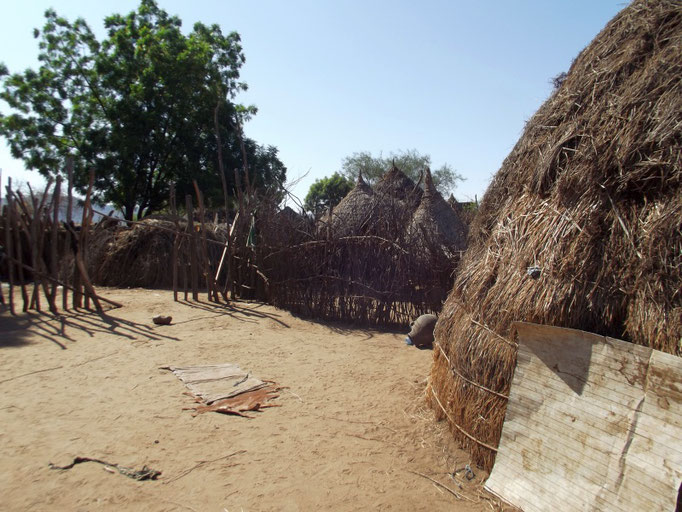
[407,168,468,259]
[373,162,423,207]
[89,219,226,288]
[429,0,682,470]
[321,172,376,237]
[261,205,312,245]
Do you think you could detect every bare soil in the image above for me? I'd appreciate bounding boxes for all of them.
[0,287,500,511]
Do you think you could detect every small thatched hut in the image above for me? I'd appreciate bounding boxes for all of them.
[407,168,468,261]
[323,173,376,237]
[89,219,226,288]
[373,162,423,207]
[369,164,423,240]
[259,205,312,246]
[429,0,682,470]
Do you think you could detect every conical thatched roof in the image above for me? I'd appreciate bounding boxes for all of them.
[323,172,376,236]
[429,0,682,470]
[373,162,422,206]
[407,168,468,258]
[261,205,312,245]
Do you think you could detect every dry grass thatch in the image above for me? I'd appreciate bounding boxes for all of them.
[325,173,376,237]
[88,219,227,289]
[407,168,468,262]
[374,163,423,206]
[429,0,682,470]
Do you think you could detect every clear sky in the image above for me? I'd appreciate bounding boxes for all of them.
[0,0,625,205]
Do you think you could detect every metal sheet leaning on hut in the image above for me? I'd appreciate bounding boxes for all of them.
[485,322,682,512]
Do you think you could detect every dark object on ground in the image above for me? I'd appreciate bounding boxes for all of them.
[48,457,161,481]
[153,315,172,325]
[407,314,438,348]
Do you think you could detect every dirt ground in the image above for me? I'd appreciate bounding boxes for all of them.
[1,287,502,511]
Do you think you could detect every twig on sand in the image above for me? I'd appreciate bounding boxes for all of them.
[70,352,118,368]
[287,390,304,402]
[0,365,63,385]
[408,470,476,502]
[164,450,246,485]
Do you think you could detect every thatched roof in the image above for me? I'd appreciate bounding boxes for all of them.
[429,0,682,471]
[261,205,312,245]
[89,219,226,288]
[407,168,468,258]
[373,163,422,206]
[321,172,376,236]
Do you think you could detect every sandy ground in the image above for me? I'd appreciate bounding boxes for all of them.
[1,287,502,511]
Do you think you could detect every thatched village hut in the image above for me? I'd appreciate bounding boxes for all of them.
[369,163,423,240]
[407,168,468,261]
[259,205,312,246]
[374,162,423,206]
[429,0,682,470]
[323,172,376,237]
[88,219,226,289]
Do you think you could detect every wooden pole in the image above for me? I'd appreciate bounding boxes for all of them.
[185,195,199,301]
[192,180,217,302]
[30,181,58,313]
[27,184,44,311]
[50,177,62,312]
[63,157,73,310]
[4,181,15,314]
[79,171,94,310]
[9,186,28,311]
[170,183,179,302]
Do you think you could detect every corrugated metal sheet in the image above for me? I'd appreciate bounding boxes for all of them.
[485,322,682,512]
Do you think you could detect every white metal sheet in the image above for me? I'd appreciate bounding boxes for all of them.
[485,322,682,512]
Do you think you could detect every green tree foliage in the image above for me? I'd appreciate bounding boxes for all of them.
[304,172,354,215]
[0,0,285,220]
[340,149,463,195]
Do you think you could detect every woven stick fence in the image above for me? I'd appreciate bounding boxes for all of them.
[1,169,122,315]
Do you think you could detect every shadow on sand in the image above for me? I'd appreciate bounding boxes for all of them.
[174,299,291,328]
[0,305,181,350]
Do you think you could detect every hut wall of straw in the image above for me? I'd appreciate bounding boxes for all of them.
[87,219,227,289]
[428,0,682,471]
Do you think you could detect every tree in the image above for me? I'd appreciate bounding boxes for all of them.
[0,0,285,220]
[340,149,463,195]
[304,172,354,215]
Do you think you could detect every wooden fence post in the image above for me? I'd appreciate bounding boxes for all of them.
[185,195,199,301]
[4,181,15,314]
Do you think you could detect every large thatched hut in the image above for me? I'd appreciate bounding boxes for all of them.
[429,0,682,470]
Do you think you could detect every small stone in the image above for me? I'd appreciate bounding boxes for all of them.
[152,315,172,325]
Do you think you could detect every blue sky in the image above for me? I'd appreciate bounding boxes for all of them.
[0,1,626,205]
